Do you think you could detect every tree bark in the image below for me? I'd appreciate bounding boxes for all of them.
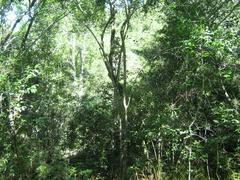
[81,1,133,178]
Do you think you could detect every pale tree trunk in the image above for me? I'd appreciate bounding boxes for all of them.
[70,33,86,99]
[187,119,195,180]
[188,145,192,180]
[77,0,134,178]
[113,85,129,180]
[120,94,129,180]
[204,121,211,180]
[79,33,87,97]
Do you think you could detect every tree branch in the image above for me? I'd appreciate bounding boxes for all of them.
[21,16,35,48]
[0,16,23,49]
[25,12,68,50]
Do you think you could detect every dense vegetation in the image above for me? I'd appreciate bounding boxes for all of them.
[0,0,240,179]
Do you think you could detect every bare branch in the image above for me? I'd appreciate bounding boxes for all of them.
[26,12,68,49]
[74,0,86,14]
[84,24,107,60]
[0,16,23,48]
[101,6,116,47]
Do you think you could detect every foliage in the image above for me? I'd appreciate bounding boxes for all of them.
[0,0,239,179]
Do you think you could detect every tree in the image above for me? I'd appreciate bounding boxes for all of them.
[0,0,239,179]
[72,0,144,178]
[139,0,240,178]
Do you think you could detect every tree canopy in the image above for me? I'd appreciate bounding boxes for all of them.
[0,0,240,179]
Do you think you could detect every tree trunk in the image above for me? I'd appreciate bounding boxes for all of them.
[83,1,132,178]
[113,89,128,180]
[120,94,129,180]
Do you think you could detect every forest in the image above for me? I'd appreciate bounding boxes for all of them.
[0,0,240,179]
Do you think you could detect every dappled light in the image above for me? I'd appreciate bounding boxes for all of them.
[0,0,240,179]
